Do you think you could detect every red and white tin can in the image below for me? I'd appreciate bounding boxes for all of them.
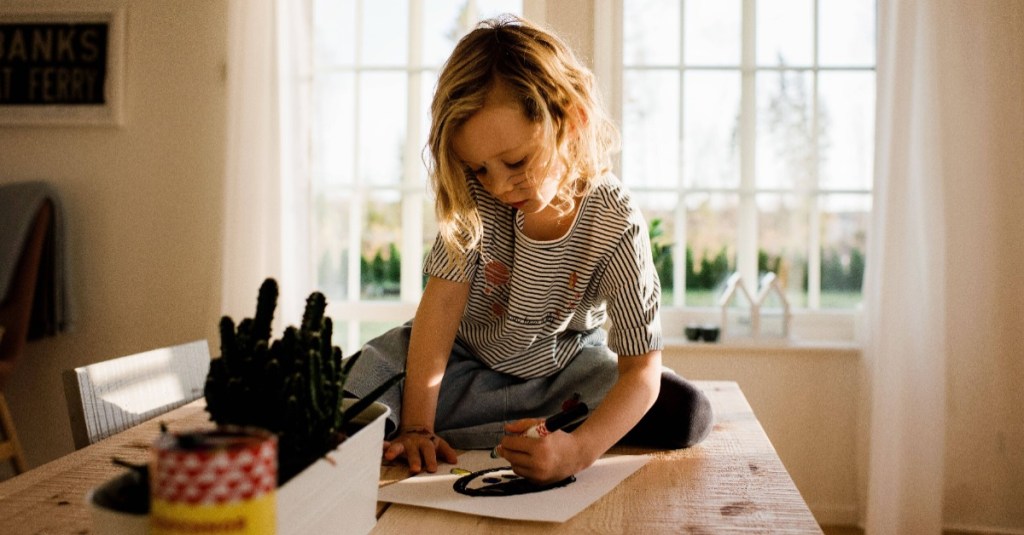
[150,427,277,535]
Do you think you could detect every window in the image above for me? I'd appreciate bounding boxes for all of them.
[617,0,875,321]
[308,1,875,348]
[311,1,528,349]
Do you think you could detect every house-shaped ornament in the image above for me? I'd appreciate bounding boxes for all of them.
[718,273,755,341]
[753,272,791,339]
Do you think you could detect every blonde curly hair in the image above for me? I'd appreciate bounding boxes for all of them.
[426,14,620,259]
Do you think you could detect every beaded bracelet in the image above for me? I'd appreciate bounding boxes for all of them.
[398,426,438,442]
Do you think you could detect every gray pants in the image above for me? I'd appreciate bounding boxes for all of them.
[344,322,713,450]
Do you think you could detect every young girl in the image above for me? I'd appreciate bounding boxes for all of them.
[345,15,712,485]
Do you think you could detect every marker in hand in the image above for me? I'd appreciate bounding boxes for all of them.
[491,402,589,458]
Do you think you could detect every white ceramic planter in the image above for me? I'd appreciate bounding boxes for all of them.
[277,400,389,535]
[89,401,390,535]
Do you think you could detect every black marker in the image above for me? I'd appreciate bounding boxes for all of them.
[491,402,589,458]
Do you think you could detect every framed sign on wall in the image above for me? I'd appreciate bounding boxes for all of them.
[0,2,125,126]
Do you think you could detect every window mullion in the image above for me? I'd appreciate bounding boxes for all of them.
[673,194,687,307]
[401,0,424,304]
[807,0,822,308]
[350,0,364,294]
[594,0,622,176]
[675,0,687,306]
[737,0,758,288]
[346,0,365,350]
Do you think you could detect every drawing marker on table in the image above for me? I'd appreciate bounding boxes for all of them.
[491,402,589,458]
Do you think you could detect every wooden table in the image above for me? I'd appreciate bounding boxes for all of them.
[0,381,821,534]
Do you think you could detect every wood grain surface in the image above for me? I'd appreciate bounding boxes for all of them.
[0,381,821,534]
[373,381,823,534]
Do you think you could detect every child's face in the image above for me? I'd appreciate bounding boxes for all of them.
[452,87,563,216]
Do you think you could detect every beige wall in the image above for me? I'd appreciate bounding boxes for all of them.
[0,1,227,466]
[938,2,1024,530]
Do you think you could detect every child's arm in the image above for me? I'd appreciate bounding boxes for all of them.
[498,349,662,483]
[383,276,469,474]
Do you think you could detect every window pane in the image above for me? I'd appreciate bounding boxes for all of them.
[756,70,815,190]
[362,191,402,300]
[422,1,467,67]
[635,193,679,302]
[476,0,523,19]
[757,193,810,307]
[313,190,353,301]
[684,71,740,188]
[316,73,355,187]
[359,321,399,348]
[819,71,875,191]
[361,1,408,65]
[684,0,741,66]
[757,0,813,67]
[819,194,869,308]
[358,73,407,185]
[622,70,680,188]
[623,0,680,66]
[687,193,738,306]
[617,0,873,318]
[332,321,396,355]
[314,0,355,66]
[819,0,876,67]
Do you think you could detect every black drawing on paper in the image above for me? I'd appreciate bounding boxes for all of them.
[452,466,576,497]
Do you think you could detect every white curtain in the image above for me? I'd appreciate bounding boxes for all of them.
[221,0,312,326]
[865,1,1024,533]
[864,0,947,531]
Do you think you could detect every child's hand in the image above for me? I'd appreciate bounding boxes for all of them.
[494,419,587,484]
[383,427,458,475]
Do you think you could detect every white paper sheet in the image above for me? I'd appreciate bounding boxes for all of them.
[377,450,650,523]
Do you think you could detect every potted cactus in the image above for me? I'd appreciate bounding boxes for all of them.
[87,279,402,535]
[204,278,402,484]
[202,278,402,534]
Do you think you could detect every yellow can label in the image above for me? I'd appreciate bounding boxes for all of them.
[151,493,275,534]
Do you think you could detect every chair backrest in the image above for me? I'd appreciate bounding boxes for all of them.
[62,340,211,449]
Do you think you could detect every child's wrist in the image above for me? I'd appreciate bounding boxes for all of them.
[568,428,605,469]
[398,425,440,444]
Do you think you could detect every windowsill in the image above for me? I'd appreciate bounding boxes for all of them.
[660,307,863,351]
[664,336,860,356]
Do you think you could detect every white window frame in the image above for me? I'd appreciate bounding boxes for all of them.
[312,1,546,350]
[595,0,873,343]
[313,0,867,347]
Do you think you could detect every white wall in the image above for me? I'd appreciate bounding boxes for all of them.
[0,0,227,466]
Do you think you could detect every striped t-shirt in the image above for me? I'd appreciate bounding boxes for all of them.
[424,173,663,379]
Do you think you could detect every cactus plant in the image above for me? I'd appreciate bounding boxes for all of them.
[204,278,402,484]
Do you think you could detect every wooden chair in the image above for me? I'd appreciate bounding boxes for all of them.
[0,392,27,474]
[62,340,211,449]
[0,199,53,475]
